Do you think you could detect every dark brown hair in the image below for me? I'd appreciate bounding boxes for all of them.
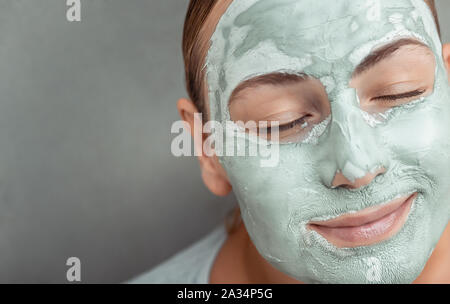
[182,0,220,120]
[182,0,441,119]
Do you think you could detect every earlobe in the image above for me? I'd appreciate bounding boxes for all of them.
[201,159,233,196]
[442,43,450,83]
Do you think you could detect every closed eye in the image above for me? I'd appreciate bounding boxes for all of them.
[371,89,426,102]
[259,115,311,133]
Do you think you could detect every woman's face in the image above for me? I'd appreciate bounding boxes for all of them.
[205,0,450,283]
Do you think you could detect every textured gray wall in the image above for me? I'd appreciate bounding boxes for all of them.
[0,0,235,283]
[437,0,450,42]
[0,0,448,283]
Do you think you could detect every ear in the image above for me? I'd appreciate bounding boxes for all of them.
[177,98,232,196]
[443,43,450,83]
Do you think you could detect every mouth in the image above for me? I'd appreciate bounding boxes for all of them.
[307,193,417,248]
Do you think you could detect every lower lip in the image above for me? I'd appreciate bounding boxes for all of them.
[308,194,416,248]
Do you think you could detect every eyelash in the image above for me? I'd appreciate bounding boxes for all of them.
[256,89,426,133]
[279,116,307,131]
[371,89,426,102]
[260,116,309,133]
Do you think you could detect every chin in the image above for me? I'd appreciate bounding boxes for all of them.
[247,193,448,284]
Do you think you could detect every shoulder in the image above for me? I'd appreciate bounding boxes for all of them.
[127,224,227,284]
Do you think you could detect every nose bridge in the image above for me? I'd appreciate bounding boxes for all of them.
[329,90,383,183]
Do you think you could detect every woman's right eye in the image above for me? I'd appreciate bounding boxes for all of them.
[228,75,331,143]
[253,114,313,142]
[277,115,311,131]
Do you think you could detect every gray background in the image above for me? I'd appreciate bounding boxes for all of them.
[0,0,448,283]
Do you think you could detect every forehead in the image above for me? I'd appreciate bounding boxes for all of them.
[228,0,415,57]
[205,0,440,120]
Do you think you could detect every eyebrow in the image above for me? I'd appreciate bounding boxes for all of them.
[352,38,431,77]
[228,38,430,105]
[228,72,308,105]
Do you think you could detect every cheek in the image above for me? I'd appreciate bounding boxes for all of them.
[381,96,450,182]
[220,144,333,224]
[220,147,332,262]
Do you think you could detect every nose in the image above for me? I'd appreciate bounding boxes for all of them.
[331,167,386,189]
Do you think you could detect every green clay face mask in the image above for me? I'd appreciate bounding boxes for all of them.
[205,0,450,283]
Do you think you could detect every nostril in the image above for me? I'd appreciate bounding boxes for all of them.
[331,166,387,190]
[373,167,387,178]
[331,171,352,189]
[342,184,356,190]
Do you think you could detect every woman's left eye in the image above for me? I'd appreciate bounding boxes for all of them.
[371,89,426,102]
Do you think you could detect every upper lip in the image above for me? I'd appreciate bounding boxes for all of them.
[308,193,417,228]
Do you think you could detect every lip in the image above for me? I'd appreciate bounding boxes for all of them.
[307,193,417,248]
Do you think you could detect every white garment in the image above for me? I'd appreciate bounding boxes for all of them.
[127,224,226,284]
